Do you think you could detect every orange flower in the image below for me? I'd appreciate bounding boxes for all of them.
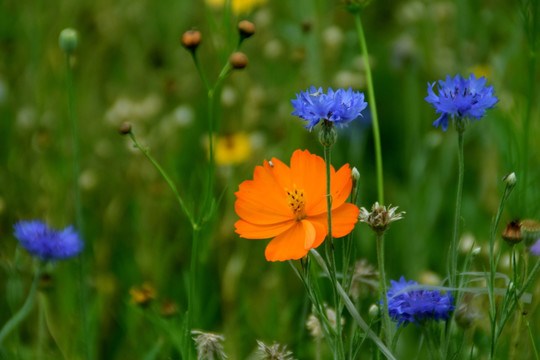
[235,149,359,261]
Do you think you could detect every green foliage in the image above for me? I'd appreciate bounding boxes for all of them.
[0,0,539,358]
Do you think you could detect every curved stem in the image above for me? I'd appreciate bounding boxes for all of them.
[0,264,41,345]
[450,131,465,290]
[128,132,196,227]
[354,12,384,204]
[310,250,396,360]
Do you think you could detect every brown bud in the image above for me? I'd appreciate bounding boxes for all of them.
[119,122,132,135]
[230,52,248,69]
[238,20,256,39]
[181,30,202,50]
[160,300,179,317]
[502,220,523,245]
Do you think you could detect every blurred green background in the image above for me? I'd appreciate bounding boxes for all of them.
[1,0,539,358]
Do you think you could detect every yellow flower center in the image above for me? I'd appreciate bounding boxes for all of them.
[286,185,306,221]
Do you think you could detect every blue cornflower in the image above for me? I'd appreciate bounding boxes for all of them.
[384,276,455,327]
[291,86,368,130]
[530,238,540,256]
[425,74,498,131]
[13,220,84,261]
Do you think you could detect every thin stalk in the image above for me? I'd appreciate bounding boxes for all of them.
[376,233,392,347]
[64,53,91,360]
[487,179,515,359]
[127,132,196,227]
[450,131,465,290]
[495,258,540,341]
[310,249,396,360]
[189,51,211,93]
[323,144,345,360]
[37,292,45,360]
[0,264,41,345]
[186,227,201,360]
[526,316,540,360]
[520,0,538,213]
[354,12,384,204]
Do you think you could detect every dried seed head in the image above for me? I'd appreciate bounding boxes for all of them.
[520,219,540,245]
[305,305,345,340]
[359,202,405,235]
[455,293,480,329]
[502,220,523,245]
[192,330,228,360]
[181,30,202,50]
[230,52,248,69]
[238,20,256,39]
[256,340,296,360]
[349,259,378,300]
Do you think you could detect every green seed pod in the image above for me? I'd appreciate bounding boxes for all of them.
[59,28,79,53]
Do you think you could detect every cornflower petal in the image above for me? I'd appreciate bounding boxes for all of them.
[13,220,84,261]
[425,74,498,131]
[291,87,368,130]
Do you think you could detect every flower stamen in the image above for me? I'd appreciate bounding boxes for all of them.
[285,185,306,221]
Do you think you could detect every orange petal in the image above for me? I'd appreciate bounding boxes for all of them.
[306,219,327,250]
[235,219,295,239]
[307,163,352,215]
[330,164,353,208]
[310,203,359,238]
[235,163,292,224]
[290,150,327,211]
[264,222,308,261]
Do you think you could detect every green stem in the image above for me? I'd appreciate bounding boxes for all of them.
[354,12,384,204]
[488,181,514,359]
[495,258,540,342]
[450,131,465,290]
[520,0,538,214]
[0,264,41,345]
[376,233,392,347]
[323,144,345,360]
[310,250,396,360]
[189,51,211,93]
[128,132,196,227]
[64,53,91,360]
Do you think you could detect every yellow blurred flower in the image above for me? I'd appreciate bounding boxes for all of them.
[129,283,156,306]
[469,64,492,79]
[206,0,266,14]
[214,132,252,165]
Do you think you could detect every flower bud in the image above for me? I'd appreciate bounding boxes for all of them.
[229,52,248,69]
[59,28,78,53]
[119,122,132,135]
[502,172,516,188]
[368,304,380,320]
[318,120,337,147]
[238,20,256,39]
[181,30,202,51]
[520,219,540,245]
[502,220,523,245]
